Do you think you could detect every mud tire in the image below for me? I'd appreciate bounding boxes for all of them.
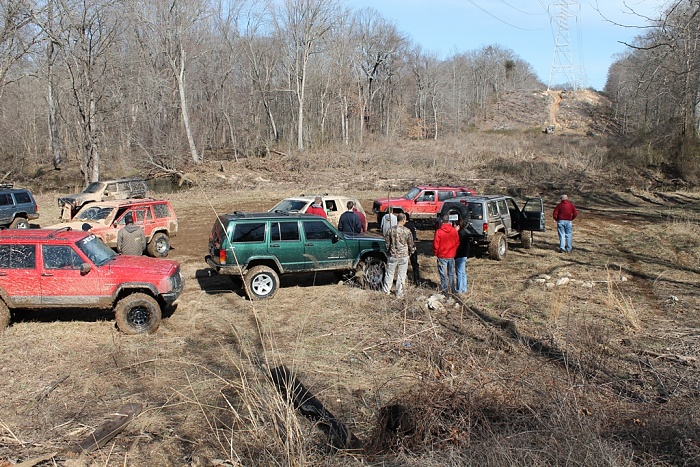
[488,232,507,261]
[521,231,534,249]
[115,293,162,335]
[10,217,29,229]
[244,265,279,300]
[147,232,170,257]
[356,257,385,290]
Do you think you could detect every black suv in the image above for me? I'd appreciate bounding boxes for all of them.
[439,195,545,260]
[0,184,39,229]
[205,212,387,300]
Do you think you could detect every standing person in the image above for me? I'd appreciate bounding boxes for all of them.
[117,213,147,256]
[553,194,579,253]
[380,209,398,235]
[404,212,421,284]
[454,218,471,293]
[338,201,362,234]
[352,205,368,232]
[433,214,459,293]
[382,213,415,297]
[306,197,327,219]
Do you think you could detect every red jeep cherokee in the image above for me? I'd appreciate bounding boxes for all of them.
[0,228,183,334]
[372,185,476,224]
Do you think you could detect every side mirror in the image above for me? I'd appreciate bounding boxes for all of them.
[80,263,91,275]
[333,234,340,243]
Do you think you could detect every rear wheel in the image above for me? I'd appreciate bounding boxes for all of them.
[356,257,385,290]
[10,217,29,229]
[0,300,10,330]
[521,231,534,249]
[115,293,162,335]
[147,232,170,257]
[488,232,507,261]
[244,265,279,300]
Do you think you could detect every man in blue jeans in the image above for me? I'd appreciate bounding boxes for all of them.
[552,194,579,252]
[433,214,459,293]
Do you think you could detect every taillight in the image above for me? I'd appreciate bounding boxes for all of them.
[483,223,488,233]
[219,249,227,264]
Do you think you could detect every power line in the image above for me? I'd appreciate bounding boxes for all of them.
[466,0,544,31]
[498,0,544,16]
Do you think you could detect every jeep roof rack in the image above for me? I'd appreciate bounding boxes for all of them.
[0,183,14,189]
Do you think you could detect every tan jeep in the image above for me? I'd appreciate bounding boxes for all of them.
[58,178,148,221]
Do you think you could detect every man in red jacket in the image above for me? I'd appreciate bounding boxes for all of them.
[305,197,327,219]
[552,194,579,253]
[433,214,460,293]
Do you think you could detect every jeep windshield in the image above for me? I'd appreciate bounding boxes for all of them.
[75,206,114,222]
[82,182,103,194]
[270,199,308,213]
[76,234,116,266]
[404,187,421,200]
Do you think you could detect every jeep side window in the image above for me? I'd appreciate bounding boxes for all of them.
[325,200,337,212]
[0,244,36,269]
[0,193,12,206]
[303,220,335,240]
[438,191,454,201]
[43,245,82,269]
[13,192,31,204]
[497,200,509,216]
[271,222,300,241]
[106,183,117,194]
[487,202,499,217]
[153,203,171,218]
[418,191,435,202]
[232,222,265,243]
[118,182,130,192]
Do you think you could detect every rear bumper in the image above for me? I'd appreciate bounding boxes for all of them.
[205,255,243,275]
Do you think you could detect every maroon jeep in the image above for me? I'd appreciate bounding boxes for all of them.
[372,185,476,224]
[0,229,183,334]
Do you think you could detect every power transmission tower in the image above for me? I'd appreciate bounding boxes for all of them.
[548,0,579,91]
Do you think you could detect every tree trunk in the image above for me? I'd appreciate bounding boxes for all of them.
[175,48,200,164]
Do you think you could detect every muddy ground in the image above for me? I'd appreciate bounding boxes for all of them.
[1,185,699,466]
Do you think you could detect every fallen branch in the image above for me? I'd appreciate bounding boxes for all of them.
[269,365,362,451]
[67,402,143,454]
[20,375,69,413]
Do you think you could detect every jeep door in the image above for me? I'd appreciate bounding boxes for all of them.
[0,193,13,225]
[39,244,105,306]
[301,219,352,270]
[269,221,308,271]
[413,190,438,215]
[521,198,546,231]
[0,243,41,306]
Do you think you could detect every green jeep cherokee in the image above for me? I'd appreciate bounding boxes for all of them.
[205,212,387,300]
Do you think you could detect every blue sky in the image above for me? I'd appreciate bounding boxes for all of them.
[345,0,665,90]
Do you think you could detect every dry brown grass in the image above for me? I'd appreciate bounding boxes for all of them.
[2,138,700,465]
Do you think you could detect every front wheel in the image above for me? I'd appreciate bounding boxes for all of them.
[115,293,162,335]
[244,265,279,300]
[0,300,10,330]
[488,232,507,261]
[147,232,170,257]
[10,217,29,229]
[356,257,385,290]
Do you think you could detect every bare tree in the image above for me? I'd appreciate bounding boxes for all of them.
[275,0,339,151]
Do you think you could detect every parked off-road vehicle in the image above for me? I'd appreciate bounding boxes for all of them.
[0,184,39,229]
[58,178,148,221]
[269,194,368,230]
[47,198,178,257]
[0,228,183,334]
[372,185,475,225]
[438,195,545,261]
[205,212,386,300]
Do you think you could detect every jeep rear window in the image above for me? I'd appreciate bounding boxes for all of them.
[0,194,11,206]
[13,192,32,204]
[0,244,36,269]
[232,222,265,242]
[271,222,300,241]
[303,220,335,240]
[271,199,308,212]
[153,203,171,218]
[83,182,102,193]
[467,203,483,220]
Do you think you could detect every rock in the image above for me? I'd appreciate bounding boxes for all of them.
[556,277,570,286]
[582,281,594,288]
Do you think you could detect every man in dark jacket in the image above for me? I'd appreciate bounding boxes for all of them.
[404,213,421,284]
[552,194,579,252]
[338,201,362,234]
[117,213,147,256]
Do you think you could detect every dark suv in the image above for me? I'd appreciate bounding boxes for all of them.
[0,184,39,229]
[438,195,545,260]
[0,228,183,334]
[205,212,387,300]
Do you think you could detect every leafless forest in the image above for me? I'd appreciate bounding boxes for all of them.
[0,0,699,185]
